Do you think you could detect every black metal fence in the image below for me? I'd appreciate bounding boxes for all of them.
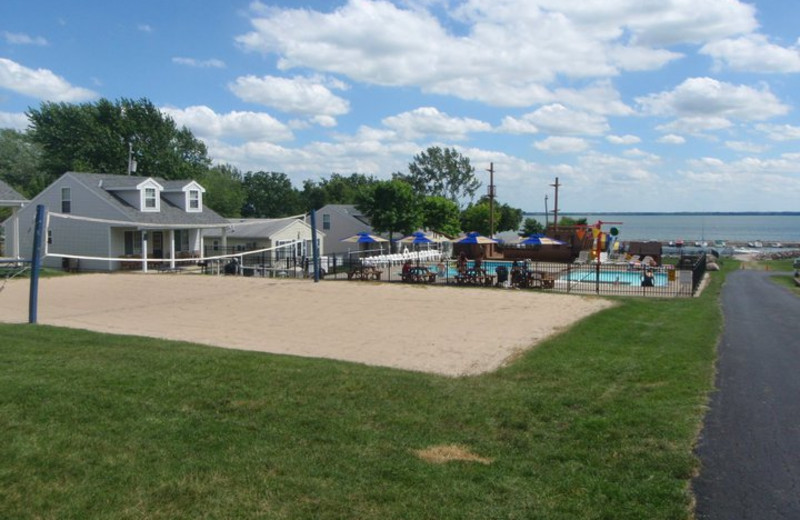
[326,254,708,298]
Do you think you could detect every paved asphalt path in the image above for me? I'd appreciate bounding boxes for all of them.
[692,270,800,519]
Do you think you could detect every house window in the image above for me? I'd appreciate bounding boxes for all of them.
[61,187,71,213]
[144,187,157,210]
[322,214,331,230]
[275,240,298,260]
[124,231,142,255]
[174,230,190,252]
[188,190,200,210]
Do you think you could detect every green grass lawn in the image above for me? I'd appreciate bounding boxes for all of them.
[0,267,726,519]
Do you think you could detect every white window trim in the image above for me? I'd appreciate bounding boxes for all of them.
[142,186,160,212]
[187,189,202,212]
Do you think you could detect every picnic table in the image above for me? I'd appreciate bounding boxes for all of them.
[511,269,556,289]
[402,266,436,284]
[454,268,496,287]
[347,265,383,281]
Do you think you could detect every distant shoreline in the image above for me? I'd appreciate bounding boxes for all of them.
[522,211,800,217]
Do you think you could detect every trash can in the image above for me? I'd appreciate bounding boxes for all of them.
[495,265,508,284]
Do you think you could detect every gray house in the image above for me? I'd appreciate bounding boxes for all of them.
[316,204,385,256]
[0,179,28,259]
[5,172,228,271]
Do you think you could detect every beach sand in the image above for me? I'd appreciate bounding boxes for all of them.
[0,274,613,376]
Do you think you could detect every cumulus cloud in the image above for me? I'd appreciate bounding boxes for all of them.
[725,141,768,153]
[534,136,590,154]
[607,134,641,145]
[3,31,47,46]
[382,107,491,140]
[0,111,29,130]
[234,0,760,108]
[172,57,226,69]
[701,34,800,73]
[161,105,294,143]
[636,78,789,129]
[229,75,350,124]
[755,123,800,141]
[658,134,686,144]
[0,57,97,102]
[501,104,609,136]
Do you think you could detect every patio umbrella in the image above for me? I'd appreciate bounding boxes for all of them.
[341,232,388,243]
[518,234,566,246]
[395,231,446,245]
[454,232,499,245]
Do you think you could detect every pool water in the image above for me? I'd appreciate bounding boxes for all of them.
[561,269,669,287]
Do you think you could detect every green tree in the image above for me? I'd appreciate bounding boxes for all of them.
[241,171,302,218]
[0,129,47,197]
[356,180,422,244]
[300,173,377,210]
[26,97,210,181]
[395,146,481,204]
[201,164,245,218]
[459,201,498,236]
[497,203,523,234]
[420,196,461,236]
[520,217,545,236]
[558,216,588,227]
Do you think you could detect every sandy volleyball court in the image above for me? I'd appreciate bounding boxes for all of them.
[0,274,613,376]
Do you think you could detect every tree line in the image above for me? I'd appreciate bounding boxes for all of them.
[1,97,549,237]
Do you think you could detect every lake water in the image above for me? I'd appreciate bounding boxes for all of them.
[516,213,800,245]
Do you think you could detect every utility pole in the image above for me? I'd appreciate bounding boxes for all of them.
[544,194,549,231]
[487,162,496,239]
[550,177,561,231]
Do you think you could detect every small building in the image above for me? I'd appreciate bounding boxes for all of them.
[5,172,229,271]
[0,179,28,258]
[203,217,323,265]
[626,241,663,265]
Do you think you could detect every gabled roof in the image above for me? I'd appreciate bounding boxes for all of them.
[0,179,27,206]
[318,204,371,227]
[207,217,321,239]
[66,172,227,227]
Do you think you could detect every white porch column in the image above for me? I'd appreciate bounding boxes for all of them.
[221,226,228,253]
[11,207,20,259]
[142,230,149,273]
[169,229,176,269]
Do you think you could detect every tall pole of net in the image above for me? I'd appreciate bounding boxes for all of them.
[28,204,46,324]
[310,209,320,282]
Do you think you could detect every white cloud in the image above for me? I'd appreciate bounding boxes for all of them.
[238,0,755,108]
[725,141,768,153]
[382,106,490,140]
[502,104,609,136]
[658,134,686,144]
[656,116,733,135]
[161,105,294,143]
[534,136,590,154]
[0,111,29,130]
[3,31,47,46]
[755,123,800,141]
[137,24,153,33]
[607,134,641,145]
[638,77,788,120]
[0,57,97,102]
[229,75,350,124]
[701,34,800,73]
[172,57,226,69]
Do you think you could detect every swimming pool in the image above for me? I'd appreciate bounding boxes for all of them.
[560,269,669,287]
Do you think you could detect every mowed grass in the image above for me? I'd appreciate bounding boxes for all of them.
[0,268,726,519]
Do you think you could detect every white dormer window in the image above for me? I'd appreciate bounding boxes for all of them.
[188,189,201,211]
[143,187,159,212]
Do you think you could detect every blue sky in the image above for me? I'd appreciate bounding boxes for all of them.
[2,0,799,213]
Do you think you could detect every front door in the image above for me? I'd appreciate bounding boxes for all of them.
[152,231,163,259]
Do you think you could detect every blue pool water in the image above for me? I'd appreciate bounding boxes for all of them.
[561,269,669,287]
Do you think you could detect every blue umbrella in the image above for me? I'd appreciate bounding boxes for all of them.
[395,231,446,245]
[518,234,566,246]
[341,232,388,243]
[455,232,498,245]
